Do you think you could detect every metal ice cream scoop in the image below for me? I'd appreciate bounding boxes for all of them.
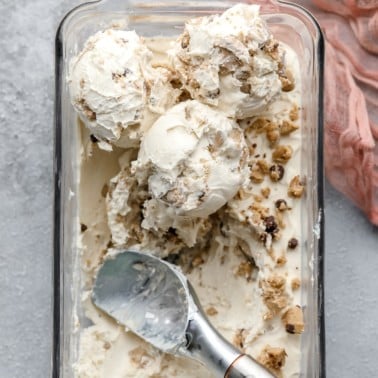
[92,250,275,378]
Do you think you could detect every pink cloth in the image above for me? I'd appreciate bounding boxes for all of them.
[295,0,378,224]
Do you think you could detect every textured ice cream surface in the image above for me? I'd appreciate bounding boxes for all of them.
[68,29,150,146]
[106,99,248,252]
[171,4,285,119]
[106,164,212,256]
[75,9,305,378]
[134,100,249,219]
[68,29,181,149]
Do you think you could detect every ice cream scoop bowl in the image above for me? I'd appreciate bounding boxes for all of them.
[92,251,275,378]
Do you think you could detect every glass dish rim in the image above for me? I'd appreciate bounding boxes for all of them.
[53,1,325,377]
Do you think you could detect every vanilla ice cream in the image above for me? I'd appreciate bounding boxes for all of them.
[135,100,248,216]
[171,4,286,119]
[107,100,248,252]
[68,29,181,149]
[73,5,307,378]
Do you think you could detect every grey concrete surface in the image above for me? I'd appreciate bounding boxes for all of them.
[0,1,376,377]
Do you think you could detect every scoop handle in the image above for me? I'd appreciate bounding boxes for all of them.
[225,354,276,378]
[181,285,275,378]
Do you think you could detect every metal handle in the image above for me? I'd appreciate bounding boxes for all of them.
[225,354,276,378]
[180,283,275,378]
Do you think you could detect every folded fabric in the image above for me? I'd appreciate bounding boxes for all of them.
[307,0,378,224]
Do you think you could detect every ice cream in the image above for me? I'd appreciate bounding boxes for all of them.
[136,99,248,217]
[171,4,289,119]
[136,100,248,216]
[107,100,248,254]
[73,5,306,378]
[68,29,181,149]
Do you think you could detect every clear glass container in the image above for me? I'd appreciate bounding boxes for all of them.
[54,1,325,377]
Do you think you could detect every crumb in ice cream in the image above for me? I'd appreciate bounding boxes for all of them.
[251,159,270,183]
[276,254,287,267]
[279,68,295,92]
[282,306,305,334]
[205,306,218,316]
[269,164,285,182]
[260,275,288,318]
[288,175,305,198]
[266,122,281,146]
[291,278,301,291]
[258,345,287,378]
[128,346,157,369]
[261,187,271,199]
[272,145,293,164]
[280,120,299,135]
[289,104,299,121]
[275,199,288,211]
[235,260,255,281]
[288,237,299,249]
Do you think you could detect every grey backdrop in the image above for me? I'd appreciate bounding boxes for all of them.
[0,0,377,377]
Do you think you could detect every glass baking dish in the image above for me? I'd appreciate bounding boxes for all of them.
[54,0,325,377]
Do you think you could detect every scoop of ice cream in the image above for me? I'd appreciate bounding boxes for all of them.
[69,29,181,149]
[171,4,284,119]
[68,29,151,146]
[133,100,249,221]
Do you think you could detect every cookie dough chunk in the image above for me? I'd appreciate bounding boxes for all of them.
[282,305,304,334]
[258,345,287,377]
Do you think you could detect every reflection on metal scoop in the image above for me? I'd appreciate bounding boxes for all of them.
[92,251,275,378]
